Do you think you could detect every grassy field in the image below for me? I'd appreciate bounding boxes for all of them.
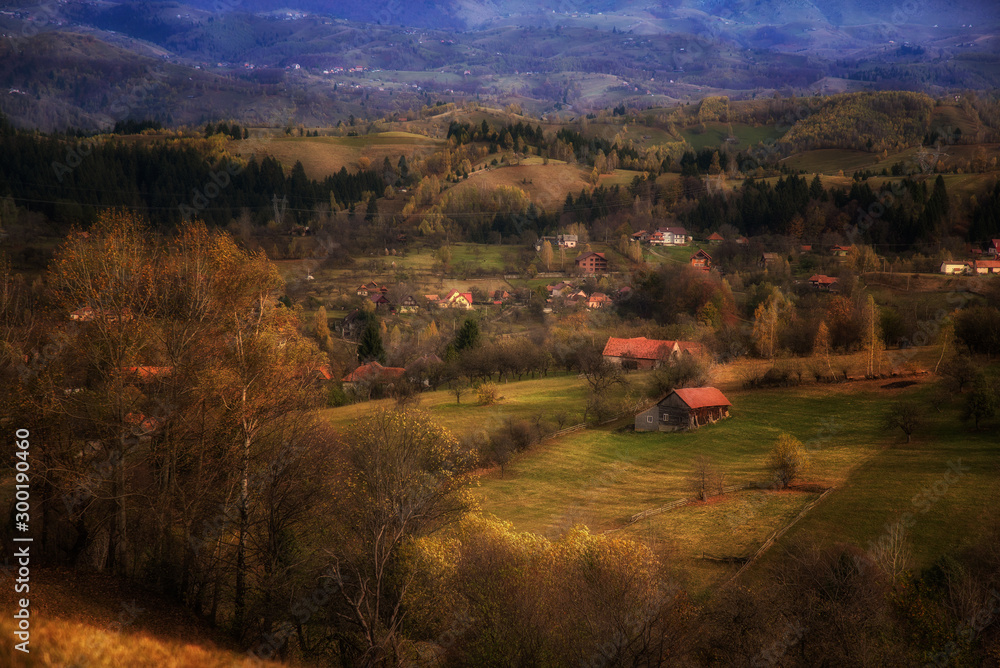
[317,371,638,436]
[232,132,443,179]
[680,122,786,152]
[755,379,1000,584]
[780,148,882,174]
[449,162,589,211]
[475,381,908,593]
[0,568,276,668]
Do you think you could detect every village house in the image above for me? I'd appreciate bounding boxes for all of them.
[492,289,511,304]
[342,361,406,390]
[423,294,441,308]
[632,230,650,242]
[602,337,704,370]
[369,293,390,309]
[831,245,852,257]
[557,234,578,248]
[546,281,575,297]
[737,236,750,245]
[690,249,712,270]
[399,295,419,313]
[760,252,781,268]
[808,274,839,290]
[707,232,725,244]
[356,281,384,297]
[534,235,557,252]
[587,292,611,309]
[940,261,970,275]
[634,387,732,432]
[340,309,365,337]
[649,226,690,246]
[971,259,1000,274]
[443,289,474,309]
[575,252,608,275]
[988,239,1000,256]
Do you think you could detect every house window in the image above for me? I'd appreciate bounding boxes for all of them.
[646,416,653,423]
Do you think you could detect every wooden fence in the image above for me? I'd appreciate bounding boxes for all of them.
[724,486,836,586]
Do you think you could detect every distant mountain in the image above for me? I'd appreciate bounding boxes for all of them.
[141,0,1000,31]
[0,0,997,130]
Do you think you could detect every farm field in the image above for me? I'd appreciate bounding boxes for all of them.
[449,162,590,211]
[231,132,443,179]
[317,371,640,436]
[756,378,1000,585]
[680,122,787,152]
[780,148,883,174]
[474,381,910,593]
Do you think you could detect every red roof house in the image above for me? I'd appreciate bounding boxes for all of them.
[602,337,703,369]
[635,387,732,431]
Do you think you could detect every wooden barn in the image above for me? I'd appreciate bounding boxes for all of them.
[634,387,732,432]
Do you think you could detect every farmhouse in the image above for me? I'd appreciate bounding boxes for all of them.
[971,260,1000,274]
[940,261,970,275]
[603,336,703,370]
[342,361,405,389]
[575,251,608,275]
[649,226,690,246]
[443,289,474,309]
[760,252,781,267]
[399,295,419,312]
[356,281,384,296]
[808,274,839,290]
[587,292,611,309]
[831,245,852,257]
[690,249,711,270]
[557,234,578,248]
[634,387,732,432]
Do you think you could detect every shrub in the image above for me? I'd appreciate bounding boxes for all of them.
[477,382,501,406]
[768,433,806,488]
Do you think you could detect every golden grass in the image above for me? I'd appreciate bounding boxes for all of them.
[450,163,589,211]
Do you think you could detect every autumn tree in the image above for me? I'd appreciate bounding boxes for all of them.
[769,433,806,488]
[328,409,477,663]
[813,319,833,378]
[861,294,884,378]
[540,240,554,271]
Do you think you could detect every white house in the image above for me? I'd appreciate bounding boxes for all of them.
[939,261,969,275]
[649,226,690,246]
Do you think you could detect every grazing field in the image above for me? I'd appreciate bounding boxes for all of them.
[475,382,906,592]
[781,148,882,174]
[756,379,1000,584]
[232,132,443,179]
[680,122,786,152]
[317,371,638,437]
[450,162,590,210]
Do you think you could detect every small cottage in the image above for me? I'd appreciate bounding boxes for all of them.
[634,387,732,432]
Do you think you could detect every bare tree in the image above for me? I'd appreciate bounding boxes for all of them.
[885,401,920,443]
[688,455,724,501]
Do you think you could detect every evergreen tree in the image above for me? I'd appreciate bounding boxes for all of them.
[358,319,386,363]
[454,318,480,352]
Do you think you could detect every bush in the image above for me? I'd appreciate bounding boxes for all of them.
[768,433,806,488]
[327,383,350,407]
[476,382,501,406]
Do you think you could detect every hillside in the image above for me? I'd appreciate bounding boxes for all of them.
[0,568,281,667]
